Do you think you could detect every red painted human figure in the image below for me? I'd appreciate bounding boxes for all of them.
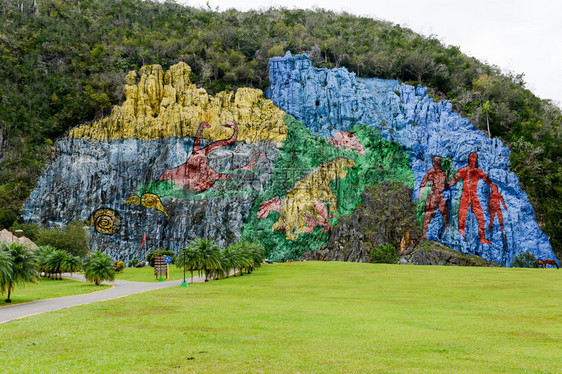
[419,156,449,239]
[449,152,493,244]
[487,184,507,232]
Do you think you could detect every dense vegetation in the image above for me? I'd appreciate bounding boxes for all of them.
[0,0,560,257]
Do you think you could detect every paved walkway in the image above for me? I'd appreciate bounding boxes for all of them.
[0,273,204,324]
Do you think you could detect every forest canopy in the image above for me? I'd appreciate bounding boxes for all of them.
[0,0,560,257]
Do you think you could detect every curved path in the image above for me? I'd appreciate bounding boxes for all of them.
[0,273,204,324]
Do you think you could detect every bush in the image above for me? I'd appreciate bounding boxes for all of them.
[511,252,537,268]
[147,250,174,267]
[84,251,115,285]
[35,221,89,257]
[0,209,17,230]
[369,244,399,264]
[113,261,125,273]
[128,259,139,267]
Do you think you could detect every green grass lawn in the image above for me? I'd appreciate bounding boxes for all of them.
[0,262,560,373]
[116,266,195,282]
[0,277,110,307]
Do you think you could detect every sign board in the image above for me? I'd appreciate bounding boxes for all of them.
[164,256,172,264]
[153,255,169,280]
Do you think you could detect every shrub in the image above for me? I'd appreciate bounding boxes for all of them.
[128,259,139,267]
[35,221,89,257]
[113,261,125,273]
[369,243,399,264]
[84,251,115,285]
[511,252,537,268]
[0,209,17,230]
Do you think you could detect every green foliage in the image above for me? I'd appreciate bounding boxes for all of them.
[113,261,125,273]
[176,245,203,282]
[177,239,264,281]
[511,252,538,268]
[369,243,399,264]
[36,245,82,279]
[0,241,39,302]
[190,238,222,282]
[241,118,413,261]
[0,245,13,293]
[128,259,140,267]
[9,222,41,242]
[0,209,17,230]
[63,254,82,275]
[35,221,89,257]
[84,251,115,286]
[0,0,559,257]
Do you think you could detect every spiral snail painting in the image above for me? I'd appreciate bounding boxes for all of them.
[86,208,121,234]
[124,193,168,216]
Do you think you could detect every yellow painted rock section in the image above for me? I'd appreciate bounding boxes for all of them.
[272,157,356,241]
[69,62,287,144]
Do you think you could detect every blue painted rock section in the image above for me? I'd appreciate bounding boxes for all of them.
[267,52,557,266]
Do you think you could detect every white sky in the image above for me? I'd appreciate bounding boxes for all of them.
[179,0,562,107]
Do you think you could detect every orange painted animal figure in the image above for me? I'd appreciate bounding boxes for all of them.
[543,259,559,269]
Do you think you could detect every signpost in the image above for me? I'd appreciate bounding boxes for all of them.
[181,247,188,287]
[153,255,169,281]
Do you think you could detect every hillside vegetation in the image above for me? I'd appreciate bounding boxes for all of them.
[0,0,560,257]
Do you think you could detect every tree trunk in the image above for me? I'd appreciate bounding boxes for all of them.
[6,284,12,302]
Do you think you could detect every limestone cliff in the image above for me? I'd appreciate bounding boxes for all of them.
[23,63,285,260]
[22,56,559,267]
[267,52,557,266]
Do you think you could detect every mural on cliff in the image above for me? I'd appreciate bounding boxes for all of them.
[265,52,557,265]
[22,55,558,266]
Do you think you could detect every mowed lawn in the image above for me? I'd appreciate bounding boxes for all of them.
[0,262,560,373]
[0,277,110,307]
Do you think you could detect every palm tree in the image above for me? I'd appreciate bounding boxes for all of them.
[176,245,202,282]
[47,249,69,280]
[220,245,239,278]
[187,238,222,281]
[63,254,82,276]
[35,245,56,278]
[0,246,13,293]
[0,242,39,303]
[83,251,115,285]
[236,242,265,274]
[225,242,251,276]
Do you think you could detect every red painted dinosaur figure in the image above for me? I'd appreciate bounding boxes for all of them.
[159,121,264,192]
